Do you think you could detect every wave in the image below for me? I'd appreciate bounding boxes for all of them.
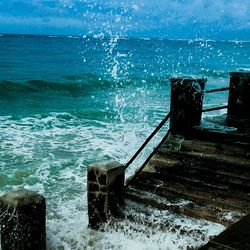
[0,75,112,99]
[0,80,84,99]
[200,69,229,79]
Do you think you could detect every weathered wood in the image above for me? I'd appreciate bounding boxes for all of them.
[143,156,181,172]
[0,189,46,250]
[199,213,250,250]
[126,190,241,226]
[128,173,250,212]
[179,138,250,159]
[157,149,250,177]
[147,148,250,193]
[192,125,250,145]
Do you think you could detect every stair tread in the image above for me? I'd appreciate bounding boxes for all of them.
[158,149,250,167]
[152,163,250,183]
[192,126,250,144]
[182,165,250,181]
[127,173,250,212]
[125,188,243,226]
[158,171,250,192]
[177,138,250,158]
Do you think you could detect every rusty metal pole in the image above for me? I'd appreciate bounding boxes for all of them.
[170,77,206,135]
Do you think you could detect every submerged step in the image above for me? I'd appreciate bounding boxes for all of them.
[129,172,250,213]
[144,147,250,192]
[125,187,243,226]
[102,199,226,250]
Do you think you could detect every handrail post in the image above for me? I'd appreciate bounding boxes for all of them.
[170,77,206,135]
[0,189,46,250]
[227,72,250,127]
[87,161,125,229]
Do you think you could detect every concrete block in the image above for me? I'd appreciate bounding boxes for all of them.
[87,161,125,229]
[227,72,250,127]
[0,189,46,250]
[170,77,206,135]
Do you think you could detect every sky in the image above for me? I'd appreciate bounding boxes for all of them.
[0,0,249,40]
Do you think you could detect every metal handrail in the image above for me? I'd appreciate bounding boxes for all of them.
[125,127,172,189]
[124,110,173,170]
[203,86,229,112]
[124,110,173,189]
[124,85,229,188]
[205,87,229,93]
[202,105,228,112]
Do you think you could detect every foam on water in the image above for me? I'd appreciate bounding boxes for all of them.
[98,201,225,250]
[0,107,227,249]
[0,110,171,249]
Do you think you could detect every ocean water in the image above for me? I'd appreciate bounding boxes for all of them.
[0,34,250,249]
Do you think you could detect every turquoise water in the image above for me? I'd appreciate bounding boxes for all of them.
[0,34,250,249]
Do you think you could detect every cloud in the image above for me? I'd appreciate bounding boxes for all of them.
[0,0,249,39]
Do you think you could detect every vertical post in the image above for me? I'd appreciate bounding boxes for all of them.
[170,77,206,135]
[0,189,46,250]
[87,161,125,229]
[227,72,250,127]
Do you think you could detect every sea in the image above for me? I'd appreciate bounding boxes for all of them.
[0,34,249,249]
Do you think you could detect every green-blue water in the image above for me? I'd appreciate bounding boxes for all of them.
[0,34,249,249]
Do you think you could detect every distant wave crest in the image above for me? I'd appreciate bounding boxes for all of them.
[0,74,111,99]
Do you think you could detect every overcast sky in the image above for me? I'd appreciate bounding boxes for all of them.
[0,0,249,40]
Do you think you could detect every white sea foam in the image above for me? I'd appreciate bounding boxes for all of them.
[0,109,166,249]
[99,200,225,250]
[0,106,228,249]
[238,68,250,72]
[0,74,231,249]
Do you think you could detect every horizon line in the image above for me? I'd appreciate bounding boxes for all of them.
[0,32,249,43]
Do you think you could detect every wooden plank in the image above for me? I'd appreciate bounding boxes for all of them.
[129,172,250,212]
[191,127,250,145]
[179,139,250,159]
[125,188,241,226]
[158,149,250,169]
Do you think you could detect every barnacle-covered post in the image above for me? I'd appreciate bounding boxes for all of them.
[227,72,250,127]
[170,77,206,135]
[0,189,46,250]
[87,161,125,229]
